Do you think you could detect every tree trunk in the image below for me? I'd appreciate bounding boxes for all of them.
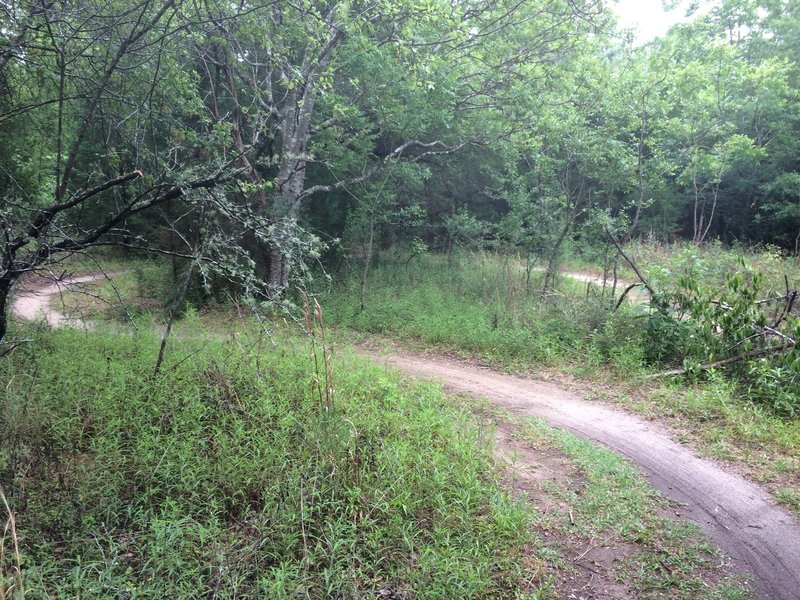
[0,270,23,344]
[268,167,305,293]
[268,211,295,294]
[692,163,702,245]
[542,218,572,295]
[0,277,12,344]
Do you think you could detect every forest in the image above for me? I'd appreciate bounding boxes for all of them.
[2,0,799,308]
[1,0,800,598]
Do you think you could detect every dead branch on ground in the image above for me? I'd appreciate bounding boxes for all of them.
[643,341,796,379]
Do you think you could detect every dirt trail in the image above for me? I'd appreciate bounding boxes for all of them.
[372,351,800,600]
[535,267,649,303]
[11,274,103,328]
[12,275,800,599]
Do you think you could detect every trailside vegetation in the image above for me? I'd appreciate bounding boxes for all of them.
[325,245,800,418]
[2,0,799,344]
[2,0,800,596]
[1,329,539,598]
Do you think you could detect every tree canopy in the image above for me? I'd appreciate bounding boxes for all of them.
[1,0,799,342]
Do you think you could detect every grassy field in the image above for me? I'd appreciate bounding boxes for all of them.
[2,328,542,598]
[619,239,800,296]
[1,257,753,598]
[325,252,639,371]
[41,258,174,324]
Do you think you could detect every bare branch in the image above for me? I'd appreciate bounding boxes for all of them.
[605,230,657,299]
[300,140,468,200]
[9,171,144,254]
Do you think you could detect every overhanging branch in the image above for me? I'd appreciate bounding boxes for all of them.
[299,139,468,200]
[9,171,144,253]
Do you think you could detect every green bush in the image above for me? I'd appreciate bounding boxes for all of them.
[646,258,800,416]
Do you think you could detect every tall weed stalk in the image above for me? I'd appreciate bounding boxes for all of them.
[0,487,22,600]
[301,289,334,411]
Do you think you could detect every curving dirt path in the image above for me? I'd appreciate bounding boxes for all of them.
[12,275,800,599]
[372,351,800,600]
[11,274,104,328]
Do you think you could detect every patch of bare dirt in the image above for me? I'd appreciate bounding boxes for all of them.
[11,273,107,327]
[489,417,637,599]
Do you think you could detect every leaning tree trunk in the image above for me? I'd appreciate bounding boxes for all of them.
[0,278,13,344]
[542,217,573,295]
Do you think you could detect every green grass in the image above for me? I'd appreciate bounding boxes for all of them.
[2,253,763,597]
[535,427,745,598]
[469,401,750,599]
[46,257,174,322]
[1,328,545,598]
[619,239,800,296]
[564,238,800,298]
[322,251,799,516]
[324,252,646,375]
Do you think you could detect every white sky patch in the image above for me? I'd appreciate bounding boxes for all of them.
[611,0,716,44]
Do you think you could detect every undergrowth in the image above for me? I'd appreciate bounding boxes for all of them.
[623,239,800,294]
[0,329,543,598]
[324,250,800,416]
[322,249,799,515]
[525,421,750,599]
[324,252,645,375]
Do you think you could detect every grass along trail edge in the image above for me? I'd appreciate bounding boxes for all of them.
[9,275,788,599]
[367,348,800,600]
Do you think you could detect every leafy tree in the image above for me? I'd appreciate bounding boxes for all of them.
[642,3,799,245]
[195,0,607,290]
[499,42,631,293]
[0,1,266,345]
[191,0,475,292]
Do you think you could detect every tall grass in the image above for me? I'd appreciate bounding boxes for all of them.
[0,486,23,600]
[322,249,799,508]
[324,252,646,374]
[326,248,800,412]
[621,238,800,295]
[0,329,541,598]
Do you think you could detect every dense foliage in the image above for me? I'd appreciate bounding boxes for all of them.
[2,2,799,324]
[3,0,798,409]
